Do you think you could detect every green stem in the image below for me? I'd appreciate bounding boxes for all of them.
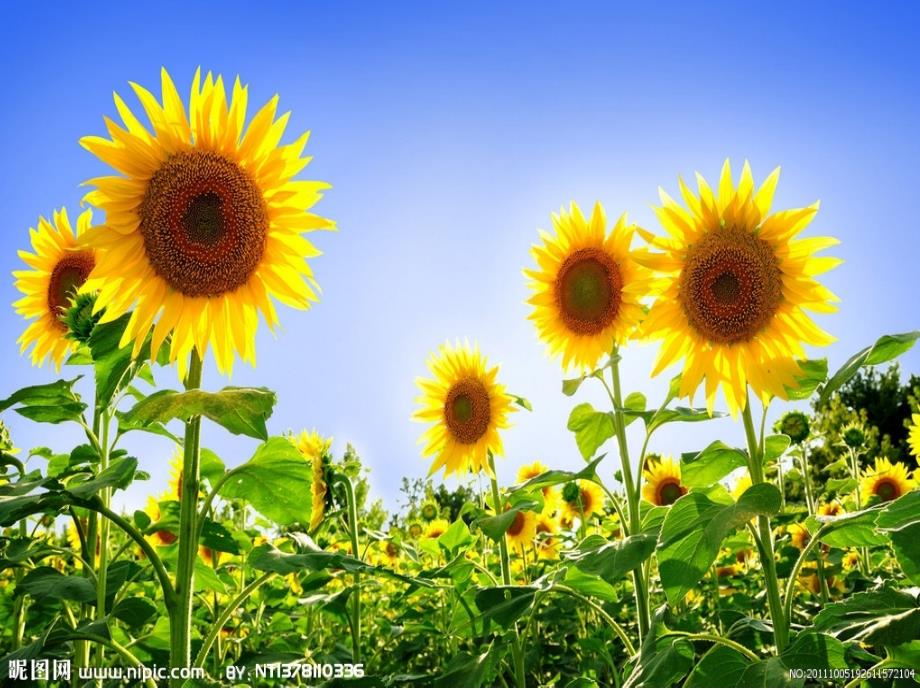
[551,585,636,657]
[488,454,526,687]
[170,349,203,683]
[73,634,159,689]
[660,631,760,663]
[193,573,273,669]
[783,524,830,625]
[742,396,788,653]
[94,412,111,673]
[607,348,651,642]
[847,448,871,575]
[799,444,830,603]
[334,474,362,663]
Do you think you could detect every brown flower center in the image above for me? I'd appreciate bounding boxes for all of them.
[655,479,686,506]
[47,251,95,328]
[139,151,268,297]
[444,377,491,444]
[554,248,623,334]
[873,478,901,502]
[679,227,782,344]
[157,530,177,545]
[507,511,526,537]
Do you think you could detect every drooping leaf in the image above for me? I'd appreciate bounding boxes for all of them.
[474,586,538,628]
[625,635,694,687]
[763,435,791,463]
[438,519,475,554]
[111,596,158,628]
[680,442,748,488]
[511,455,605,493]
[65,456,138,500]
[562,533,655,584]
[567,403,614,460]
[685,644,750,687]
[819,331,920,406]
[17,567,96,602]
[0,379,86,424]
[812,588,920,647]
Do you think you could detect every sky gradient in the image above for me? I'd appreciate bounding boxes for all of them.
[1,1,918,513]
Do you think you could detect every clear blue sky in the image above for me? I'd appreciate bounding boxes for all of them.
[2,1,918,513]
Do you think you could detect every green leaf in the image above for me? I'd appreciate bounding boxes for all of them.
[622,392,647,427]
[812,588,920,647]
[658,484,781,605]
[199,448,226,488]
[66,456,138,500]
[680,442,748,488]
[0,379,86,424]
[200,519,240,555]
[819,332,920,406]
[435,646,503,688]
[474,586,537,628]
[785,358,828,401]
[511,456,605,493]
[562,376,587,396]
[218,437,311,525]
[815,507,888,548]
[122,387,277,440]
[0,493,68,526]
[567,403,614,460]
[509,394,532,411]
[625,636,694,687]
[111,596,157,628]
[438,519,474,554]
[685,644,750,687]
[562,533,655,584]
[17,567,96,602]
[88,314,144,411]
[648,406,715,433]
[114,409,181,443]
[561,566,618,602]
[781,631,847,673]
[763,435,791,463]
[194,561,227,594]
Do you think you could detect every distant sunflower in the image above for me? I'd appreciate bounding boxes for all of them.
[525,202,651,370]
[817,500,844,517]
[534,514,560,560]
[731,473,752,501]
[420,500,440,522]
[424,518,450,540]
[414,342,515,477]
[516,460,559,514]
[79,68,334,376]
[505,510,538,553]
[842,550,861,570]
[13,208,96,369]
[293,430,332,531]
[638,160,840,414]
[908,413,920,462]
[145,495,178,547]
[776,410,810,444]
[788,523,810,550]
[859,458,915,505]
[642,456,687,506]
[561,480,604,521]
[407,521,423,539]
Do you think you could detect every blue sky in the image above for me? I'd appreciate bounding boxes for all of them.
[1,1,918,513]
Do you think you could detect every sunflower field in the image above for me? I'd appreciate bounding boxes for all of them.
[1,68,920,690]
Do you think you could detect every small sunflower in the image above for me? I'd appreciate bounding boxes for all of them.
[525,201,651,371]
[424,518,450,540]
[534,514,560,560]
[641,456,687,506]
[817,500,844,517]
[776,410,810,444]
[292,430,332,531]
[638,160,840,415]
[841,423,867,450]
[145,495,178,547]
[516,460,559,514]
[79,68,334,376]
[908,413,920,462]
[842,550,861,571]
[859,457,915,505]
[420,500,440,522]
[407,521,423,539]
[414,342,515,477]
[788,523,811,550]
[505,509,539,553]
[13,208,96,369]
[561,480,604,521]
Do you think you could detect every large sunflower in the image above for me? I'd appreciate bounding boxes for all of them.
[638,160,840,414]
[13,208,96,369]
[641,456,687,506]
[525,202,650,371]
[908,413,920,462]
[859,457,915,505]
[293,429,332,531]
[414,342,515,477]
[79,68,334,375]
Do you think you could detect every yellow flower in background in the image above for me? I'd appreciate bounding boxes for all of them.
[642,456,687,506]
[424,518,450,540]
[79,68,334,376]
[788,523,811,550]
[731,473,752,500]
[817,500,844,517]
[13,208,95,368]
[842,550,861,570]
[525,202,651,371]
[505,510,538,553]
[145,495,178,547]
[561,480,604,521]
[414,342,515,477]
[908,413,920,462]
[534,513,560,560]
[859,457,915,504]
[638,160,840,414]
[293,430,332,531]
[516,460,559,514]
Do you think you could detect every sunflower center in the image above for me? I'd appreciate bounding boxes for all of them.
[444,378,491,444]
[139,151,268,297]
[874,478,901,502]
[555,248,623,335]
[157,530,177,545]
[656,479,686,506]
[679,227,782,344]
[507,511,526,537]
[47,251,95,327]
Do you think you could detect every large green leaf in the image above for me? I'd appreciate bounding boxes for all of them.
[218,437,311,525]
[785,358,828,401]
[685,644,750,687]
[17,567,96,602]
[474,586,538,628]
[680,442,748,488]
[625,635,694,687]
[122,387,276,440]
[658,484,781,605]
[111,597,158,628]
[88,314,143,411]
[811,588,920,647]
[435,646,503,688]
[562,533,655,584]
[819,331,920,406]
[814,506,888,548]
[0,379,86,424]
[567,403,614,460]
[65,456,138,500]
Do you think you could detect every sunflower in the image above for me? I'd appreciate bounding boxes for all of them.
[908,413,920,462]
[561,480,604,521]
[505,510,538,553]
[13,208,96,369]
[638,160,840,415]
[842,550,861,571]
[534,514,560,560]
[516,460,559,514]
[859,457,915,505]
[79,68,334,376]
[292,430,332,531]
[776,410,810,444]
[817,500,844,517]
[525,202,651,371]
[145,495,178,547]
[788,523,810,550]
[407,521,423,539]
[641,456,687,506]
[731,473,753,500]
[414,342,515,477]
[420,500,440,522]
[424,519,450,540]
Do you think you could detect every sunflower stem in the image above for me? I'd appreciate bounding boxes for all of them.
[488,454,526,687]
[741,395,788,653]
[93,410,112,677]
[608,348,651,643]
[170,349,203,683]
[333,474,362,664]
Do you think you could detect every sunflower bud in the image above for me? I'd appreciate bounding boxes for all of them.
[63,292,101,345]
[842,424,866,449]
[562,481,580,504]
[0,419,14,454]
[776,411,810,445]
